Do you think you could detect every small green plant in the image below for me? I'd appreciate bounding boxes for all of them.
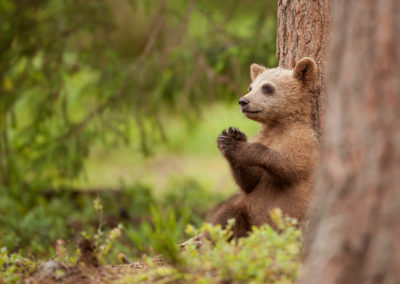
[0,247,37,283]
[95,225,124,264]
[126,205,185,264]
[79,196,124,264]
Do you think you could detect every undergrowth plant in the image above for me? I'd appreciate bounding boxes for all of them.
[0,247,37,283]
[0,199,302,284]
[80,196,124,265]
[124,209,302,284]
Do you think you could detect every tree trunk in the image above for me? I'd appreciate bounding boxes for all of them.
[277,0,330,137]
[299,1,400,283]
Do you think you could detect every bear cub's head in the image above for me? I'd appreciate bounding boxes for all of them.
[239,57,317,125]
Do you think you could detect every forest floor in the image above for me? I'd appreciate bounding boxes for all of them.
[26,239,165,283]
[27,236,200,283]
[30,260,151,283]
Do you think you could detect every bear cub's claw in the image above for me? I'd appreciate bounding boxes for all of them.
[217,127,247,153]
[227,127,247,141]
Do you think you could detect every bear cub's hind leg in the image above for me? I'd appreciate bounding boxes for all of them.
[210,196,250,238]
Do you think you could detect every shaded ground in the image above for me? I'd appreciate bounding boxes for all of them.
[31,262,147,283]
[28,239,161,283]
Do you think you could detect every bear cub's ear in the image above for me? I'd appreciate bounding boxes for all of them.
[293,57,317,87]
[250,63,266,81]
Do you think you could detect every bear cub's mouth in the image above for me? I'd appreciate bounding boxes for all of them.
[242,109,262,114]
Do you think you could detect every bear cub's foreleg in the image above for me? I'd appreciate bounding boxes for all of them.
[217,127,262,193]
[218,127,299,185]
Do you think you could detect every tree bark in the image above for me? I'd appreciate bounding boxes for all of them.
[299,1,400,283]
[277,0,330,137]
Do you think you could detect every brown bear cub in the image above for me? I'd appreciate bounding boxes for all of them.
[210,57,319,238]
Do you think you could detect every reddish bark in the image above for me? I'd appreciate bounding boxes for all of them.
[277,0,330,136]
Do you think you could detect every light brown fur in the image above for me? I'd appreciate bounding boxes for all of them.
[210,58,319,238]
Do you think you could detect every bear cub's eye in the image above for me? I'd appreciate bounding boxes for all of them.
[262,84,274,95]
[247,86,252,92]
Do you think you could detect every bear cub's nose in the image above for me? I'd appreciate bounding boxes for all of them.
[239,97,249,107]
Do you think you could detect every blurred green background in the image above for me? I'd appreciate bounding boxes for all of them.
[0,0,277,260]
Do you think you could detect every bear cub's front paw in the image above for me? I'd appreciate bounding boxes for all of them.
[228,127,247,142]
[217,127,247,156]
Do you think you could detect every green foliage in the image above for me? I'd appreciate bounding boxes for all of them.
[162,177,224,225]
[0,0,277,189]
[0,197,302,283]
[0,187,88,255]
[146,206,182,264]
[0,178,224,259]
[124,209,302,284]
[0,247,37,283]
[125,178,223,258]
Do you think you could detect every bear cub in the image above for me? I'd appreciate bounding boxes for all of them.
[210,57,319,238]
